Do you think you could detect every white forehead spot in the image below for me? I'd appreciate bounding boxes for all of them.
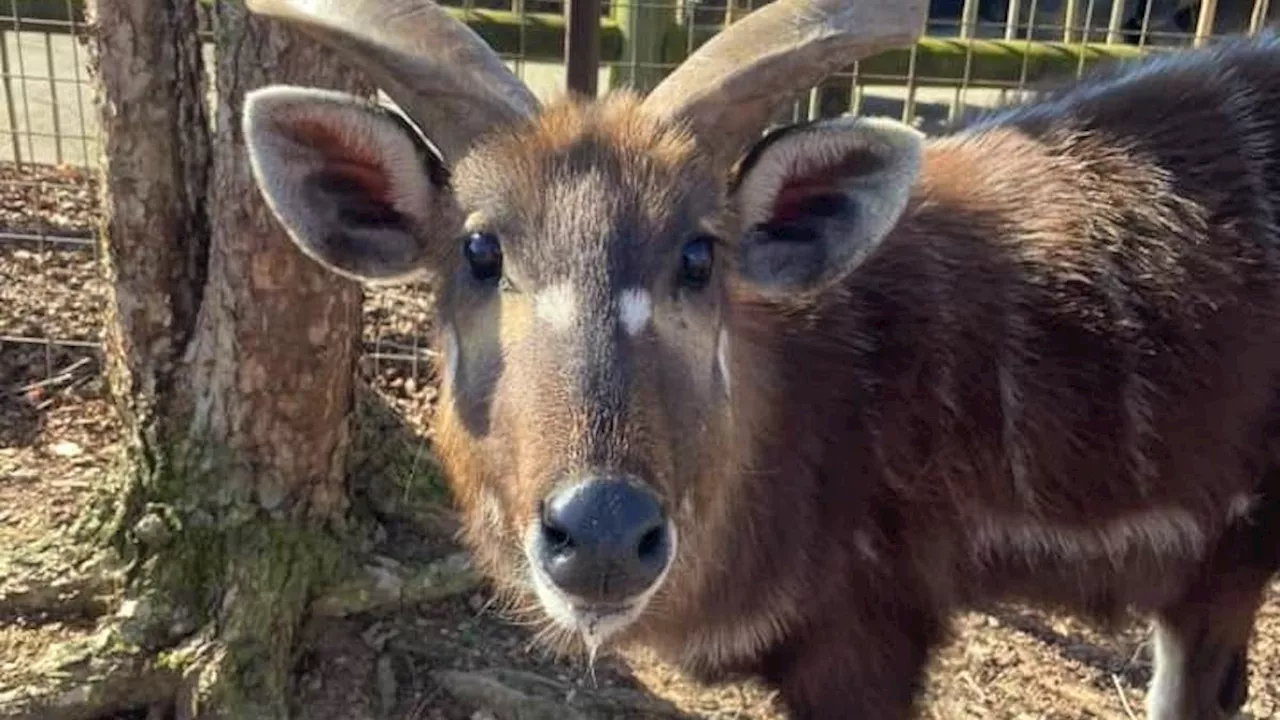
[534,283,578,330]
[618,288,652,336]
[441,323,459,387]
[717,328,731,396]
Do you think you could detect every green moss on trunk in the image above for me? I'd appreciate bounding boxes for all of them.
[89,0,368,709]
[179,519,345,718]
[99,433,350,718]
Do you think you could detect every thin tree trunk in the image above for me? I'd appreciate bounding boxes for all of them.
[191,0,367,515]
[91,0,209,462]
[172,4,369,715]
[88,0,371,716]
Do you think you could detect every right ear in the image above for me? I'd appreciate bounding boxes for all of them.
[728,115,923,299]
[243,85,457,285]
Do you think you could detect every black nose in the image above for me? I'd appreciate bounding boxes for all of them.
[536,478,671,603]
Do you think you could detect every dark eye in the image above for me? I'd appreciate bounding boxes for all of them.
[679,234,715,290]
[463,231,502,282]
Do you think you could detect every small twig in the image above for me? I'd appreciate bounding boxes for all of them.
[1111,673,1139,720]
[407,687,444,720]
[1127,625,1153,668]
[58,373,96,397]
[33,375,97,409]
[959,670,989,704]
[10,356,92,394]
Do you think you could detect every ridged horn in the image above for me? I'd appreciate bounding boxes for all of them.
[641,0,927,170]
[246,0,540,164]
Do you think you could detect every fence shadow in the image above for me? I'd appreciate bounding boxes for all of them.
[0,340,98,448]
[346,374,460,562]
[984,602,1154,691]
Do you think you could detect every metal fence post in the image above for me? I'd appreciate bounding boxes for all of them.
[565,0,601,96]
[609,0,673,92]
[0,28,22,166]
[1194,0,1219,46]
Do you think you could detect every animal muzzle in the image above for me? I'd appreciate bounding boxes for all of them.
[533,476,673,604]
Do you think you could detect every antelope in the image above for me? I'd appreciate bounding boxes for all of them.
[240,0,1280,716]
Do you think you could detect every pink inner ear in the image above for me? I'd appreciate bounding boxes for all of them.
[771,173,840,223]
[768,148,881,224]
[326,159,392,204]
[288,119,392,204]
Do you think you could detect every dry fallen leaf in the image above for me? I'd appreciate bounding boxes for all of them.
[50,440,82,457]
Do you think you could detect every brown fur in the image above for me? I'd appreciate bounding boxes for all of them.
[426,37,1280,719]
[434,93,727,624]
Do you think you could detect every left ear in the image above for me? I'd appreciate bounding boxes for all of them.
[729,115,924,297]
[243,85,457,286]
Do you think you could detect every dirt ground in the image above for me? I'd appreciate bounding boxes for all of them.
[2,161,1279,719]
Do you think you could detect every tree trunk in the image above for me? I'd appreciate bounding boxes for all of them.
[88,0,371,717]
[92,0,208,457]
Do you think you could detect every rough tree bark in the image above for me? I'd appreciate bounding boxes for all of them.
[162,3,371,715]
[0,1,492,716]
[32,0,366,717]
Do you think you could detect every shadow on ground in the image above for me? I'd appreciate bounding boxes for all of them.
[301,382,698,720]
[0,344,100,449]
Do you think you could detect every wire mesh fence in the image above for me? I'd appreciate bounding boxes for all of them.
[0,0,1275,401]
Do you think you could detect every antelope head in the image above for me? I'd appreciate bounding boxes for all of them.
[242,0,926,653]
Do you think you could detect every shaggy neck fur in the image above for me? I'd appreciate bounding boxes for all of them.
[644,36,1280,690]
